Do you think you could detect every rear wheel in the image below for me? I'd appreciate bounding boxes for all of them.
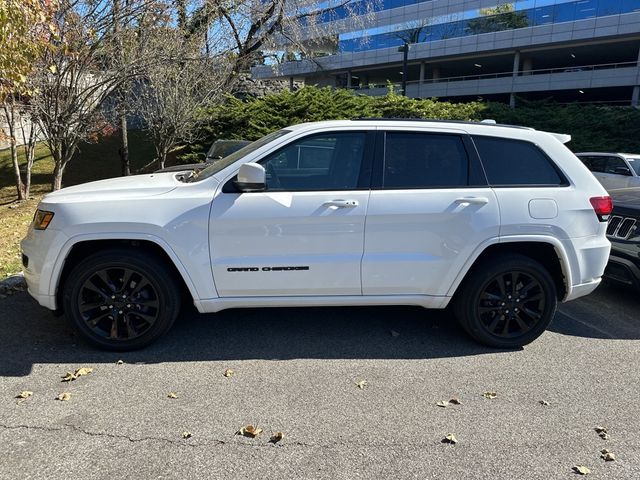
[62,249,181,351]
[453,254,558,348]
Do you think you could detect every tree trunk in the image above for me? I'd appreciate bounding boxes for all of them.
[2,102,26,200]
[11,141,26,200]
[22,121,37,198]
[119,112,130,176]
[52,161,64,191]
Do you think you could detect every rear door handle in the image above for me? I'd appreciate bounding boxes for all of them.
[323,199,359,208]
[454,196,489,205]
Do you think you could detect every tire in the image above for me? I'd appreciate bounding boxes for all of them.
[62,249,181,351]
[453,253,557,348]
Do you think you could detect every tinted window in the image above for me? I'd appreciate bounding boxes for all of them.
[579,155,607,173]
[473,136,565,186]
[604,156,632,175]
[259,132,367,191]
[383,133,469,188]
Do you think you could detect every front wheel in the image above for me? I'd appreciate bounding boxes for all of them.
[62,249,181,351]
[453,254,558,348]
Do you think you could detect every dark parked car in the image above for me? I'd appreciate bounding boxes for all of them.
[157,139,251,173]
[604,187,640,289]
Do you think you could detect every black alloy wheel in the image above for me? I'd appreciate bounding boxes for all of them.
[453,253,557,348]
[63,249,181,351]
[77,267,160,341]
[476,271,545,339]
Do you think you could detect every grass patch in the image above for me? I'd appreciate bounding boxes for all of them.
[0,130,159,278]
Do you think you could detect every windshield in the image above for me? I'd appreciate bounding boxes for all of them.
[189,129,290,182]
[625,157,640,175]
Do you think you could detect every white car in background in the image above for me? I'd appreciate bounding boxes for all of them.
[575,152,640,191]
[21,120,611,351]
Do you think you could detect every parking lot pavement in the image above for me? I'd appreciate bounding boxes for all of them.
[1,283,639,480]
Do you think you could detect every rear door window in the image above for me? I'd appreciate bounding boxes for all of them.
[382,133,471,188]
[472,136,566,186]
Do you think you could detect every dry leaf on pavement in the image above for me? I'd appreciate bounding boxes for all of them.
[61,367,93,382]
[223,369,234,378]
[539,400,550,406]
[449,397,462,405]
[182,431,192,439]
[56,392,71,401]
[167,392,178,399]
[356,380,367,390]
[572,465,591,475]
[594,426,607,434]
[442,433,458,444]
[482,392,497,399]
[16,391,33,399]
[116,360,124,365]
[270,432,284,444]
[601,451,615,461]
[238,425,263,438]
[436,400,449,408]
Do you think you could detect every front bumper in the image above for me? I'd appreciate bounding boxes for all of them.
[604,254,640,290]
[20,226,68,310]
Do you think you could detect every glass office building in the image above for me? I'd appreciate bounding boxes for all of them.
[252,0,640,106]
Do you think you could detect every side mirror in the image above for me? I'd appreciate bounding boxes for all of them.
[235,163,266,192]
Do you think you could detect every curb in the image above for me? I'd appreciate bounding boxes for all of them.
[0,272,26,295]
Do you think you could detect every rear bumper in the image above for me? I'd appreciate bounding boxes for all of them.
[562,233,610,301]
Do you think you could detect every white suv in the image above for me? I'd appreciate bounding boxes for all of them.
[21,120,612,350]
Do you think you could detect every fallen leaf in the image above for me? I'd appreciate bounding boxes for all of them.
[390,330,400,337]
[482,391,497,399]
[449,397,462,405]
[238,425,263,438]
[599,432,610,440]
[572,465,591,475]
[61,367,93,382]
[223,369,234,378]
[167,392,178,399]
[539,400,550,406]
[600,449,611,455]
[594,426,608,434]
[116,360,124,365]
[182,431,192,439]
[601,452,615,462]
[16,391,33,399]
[270,431,284,444]
[356,380,367,390]
[442,433,458,444]
[56,392,71,401]
[436,400,449,408]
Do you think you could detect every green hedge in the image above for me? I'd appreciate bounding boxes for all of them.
[180,87,640,162]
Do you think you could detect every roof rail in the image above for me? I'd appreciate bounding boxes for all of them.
[350,118,534,130]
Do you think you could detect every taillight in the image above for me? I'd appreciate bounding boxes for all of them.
[589,196,613,222]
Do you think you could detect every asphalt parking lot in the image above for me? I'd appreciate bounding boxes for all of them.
[1,283,639,479]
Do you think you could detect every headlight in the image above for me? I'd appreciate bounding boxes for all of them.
[33,209,55,230]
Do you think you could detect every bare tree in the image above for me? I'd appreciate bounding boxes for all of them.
[132,30,231,169]
[29,0,152,190]
[186,1,379,84]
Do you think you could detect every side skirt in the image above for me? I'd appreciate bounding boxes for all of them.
[194,295,451,313]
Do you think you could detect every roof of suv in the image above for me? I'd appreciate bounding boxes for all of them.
[576,152,640,157]
[286,119,571,143]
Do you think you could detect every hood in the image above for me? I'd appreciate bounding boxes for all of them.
[610,187,640,210]
[43,172,180,204]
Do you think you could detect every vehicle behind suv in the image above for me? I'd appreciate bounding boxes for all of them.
[603,187,640,289]
[21,120,612,351]
[575,152,640,191]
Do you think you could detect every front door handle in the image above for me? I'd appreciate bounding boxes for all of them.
[454,196,489,205]
[323,199,359,208]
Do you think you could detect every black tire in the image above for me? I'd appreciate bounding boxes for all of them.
[62,249,181,351]
[453,253,557,348]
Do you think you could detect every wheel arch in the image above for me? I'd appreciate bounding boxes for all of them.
[448,237,572,301]
[52,235,200,312]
